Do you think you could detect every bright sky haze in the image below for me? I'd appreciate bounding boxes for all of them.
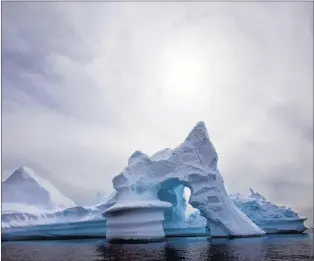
[2,2,313,224]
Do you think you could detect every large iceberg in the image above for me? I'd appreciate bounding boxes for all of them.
[103,122,265,240]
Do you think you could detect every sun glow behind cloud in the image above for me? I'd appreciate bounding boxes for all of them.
[158,40,208,110]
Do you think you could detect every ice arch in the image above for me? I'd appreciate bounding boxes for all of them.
[103,122,265,240]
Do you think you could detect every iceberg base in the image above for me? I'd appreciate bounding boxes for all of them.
[103,200,171,241]
[258,218,308,234]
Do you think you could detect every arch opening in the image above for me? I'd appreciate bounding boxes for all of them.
[157,178,206,230]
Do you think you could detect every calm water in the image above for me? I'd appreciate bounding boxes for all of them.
[2,233,313,261]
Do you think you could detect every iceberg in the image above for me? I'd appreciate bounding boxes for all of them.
[2,166,76,211]
[2,166,85,229]
[103,122,265,240]
[230,189,307,234]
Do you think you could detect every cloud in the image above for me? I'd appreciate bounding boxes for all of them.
[2,2,313,223]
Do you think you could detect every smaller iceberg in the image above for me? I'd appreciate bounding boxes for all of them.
[229,189,307,233]
[2,166,76,211]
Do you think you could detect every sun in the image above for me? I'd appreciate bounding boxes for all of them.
[157,41,207,109]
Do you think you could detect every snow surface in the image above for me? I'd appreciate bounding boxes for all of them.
[105,121,265,239]
[2,166,76,211]
[104,200,171,213]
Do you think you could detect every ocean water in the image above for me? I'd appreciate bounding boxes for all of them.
[2,233,313,261]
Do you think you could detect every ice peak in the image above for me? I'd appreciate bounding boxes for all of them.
[193,121,208,133]
[195,121,206,129]
[6,166,39,183]
[249,188,266,201]
[3,166,76,210]
[20,165,35,172]
[128,150,150,166]
[185,121,209,144]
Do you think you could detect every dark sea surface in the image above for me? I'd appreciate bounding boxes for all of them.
[2,233,313,261]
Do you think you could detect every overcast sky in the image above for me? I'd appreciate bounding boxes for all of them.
[2,2,313,224]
